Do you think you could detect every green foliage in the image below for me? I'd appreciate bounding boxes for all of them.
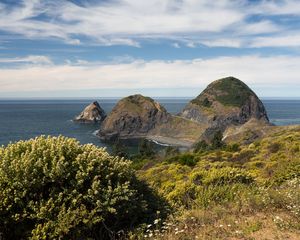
[224,143,240,152]
[167,153,197,167]
[268,142,281,153]
[138,139,156,159]
[213,77,253,107]
[193,140,209,153]
[0,136,162,239]
[165,146,180,157]
[191,97,212,108]
[139,129,300,211]
[211,130,224,149]
[193,132,232,154]
[111,139,129,159]
[192,167,253,185]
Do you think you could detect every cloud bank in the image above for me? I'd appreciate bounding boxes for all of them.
[1,0,300,48]
[1,55,299,97]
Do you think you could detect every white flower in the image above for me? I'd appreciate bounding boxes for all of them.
[154,219,160,224]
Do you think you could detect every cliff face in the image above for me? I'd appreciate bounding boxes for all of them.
[179,77,270,140]
[97,77,271,146]
[98,94,170,141]
[74,101,106,123]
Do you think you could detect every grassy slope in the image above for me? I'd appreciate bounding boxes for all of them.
[134,129,300,239]
[191,77,255,108]
[151,115,207,143]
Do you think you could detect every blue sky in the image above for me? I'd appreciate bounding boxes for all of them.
[1,0,300,98]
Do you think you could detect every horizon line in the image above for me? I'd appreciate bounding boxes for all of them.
[0,96,300,100]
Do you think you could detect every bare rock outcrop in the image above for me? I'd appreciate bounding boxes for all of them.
[179,77,270,141]
[74,101,106,123]
[98,95,170,141]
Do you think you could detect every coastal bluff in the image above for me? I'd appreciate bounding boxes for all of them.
[97,77,273,146]
[179,76,270,141]
[98,94,170,141]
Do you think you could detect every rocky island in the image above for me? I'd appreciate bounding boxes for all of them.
[98,94,171,141]
[179,76,270,141]
[97,77,287,146]
[74,101,106,123]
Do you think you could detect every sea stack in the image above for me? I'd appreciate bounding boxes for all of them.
[179,77,269,140]
[74,101,106,123]
[98,94,170,141]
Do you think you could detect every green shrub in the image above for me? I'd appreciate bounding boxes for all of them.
[167,153,197,167]
[165,146,180,157]
[268,142,281,153]
[138,139,155,159]
[224,143,240,152]
[193,140,209,153]
[211,131,224,150]
[0,136,161,239]
[213,77,252,107]
[192,167,253,185]
[111,139,129,158]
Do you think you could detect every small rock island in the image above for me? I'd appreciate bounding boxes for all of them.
[74,101,106,123]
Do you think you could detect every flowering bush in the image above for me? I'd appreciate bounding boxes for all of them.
[0,136,159,239]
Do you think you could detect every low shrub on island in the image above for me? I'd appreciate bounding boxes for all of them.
[0,136,162,239]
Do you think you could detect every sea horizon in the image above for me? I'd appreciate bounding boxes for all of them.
[1,98,300,148]
[1,96,300,100]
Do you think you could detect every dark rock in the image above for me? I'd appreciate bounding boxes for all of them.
[98,94,170,140]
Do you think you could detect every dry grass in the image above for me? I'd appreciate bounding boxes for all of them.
[140,208,300,240]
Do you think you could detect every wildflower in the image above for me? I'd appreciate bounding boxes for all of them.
[154,219,160,224]
[147,224,152,228]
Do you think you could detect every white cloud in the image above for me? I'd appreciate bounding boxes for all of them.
[0,55,52,65]
[0,55,299,97]
[252,0,300,16]
[200,39,242,48]
[250,33,300,48]
[0,0,295,48]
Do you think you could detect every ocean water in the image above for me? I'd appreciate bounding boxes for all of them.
[0,98,299,147]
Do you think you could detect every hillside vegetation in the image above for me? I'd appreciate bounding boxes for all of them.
[0,129,299,239]
[135,128,300,239]
[0,136,163,240]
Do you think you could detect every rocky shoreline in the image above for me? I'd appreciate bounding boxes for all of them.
[146,135,194,148]
[75,77,275,148]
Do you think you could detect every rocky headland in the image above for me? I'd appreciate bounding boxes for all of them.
[98,94,171,141]
[97,77,290,147]
[179,76,270,141]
